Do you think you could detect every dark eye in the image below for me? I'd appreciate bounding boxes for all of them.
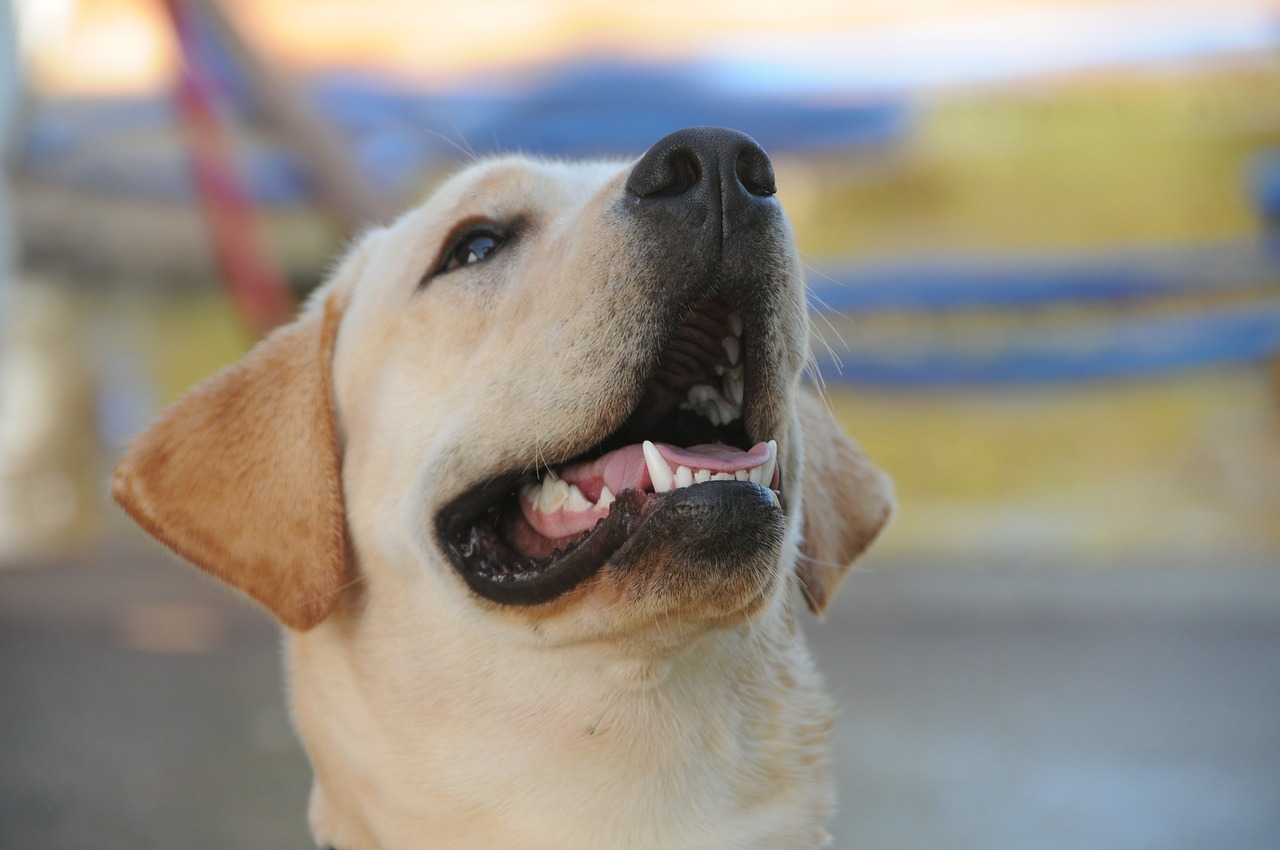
[440,228,507,274]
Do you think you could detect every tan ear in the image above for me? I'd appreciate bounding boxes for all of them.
[112,293,349,631]
[795,387,894,618]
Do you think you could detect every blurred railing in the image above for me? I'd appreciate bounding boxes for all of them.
[809,238,1280,387]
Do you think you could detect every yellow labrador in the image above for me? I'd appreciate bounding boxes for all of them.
[113,127,892,850]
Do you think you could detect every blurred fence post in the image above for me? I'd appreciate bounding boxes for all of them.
[0,0,18,336]
[0,0,101,560]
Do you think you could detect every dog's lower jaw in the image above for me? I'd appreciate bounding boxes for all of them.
[287,589,836,850]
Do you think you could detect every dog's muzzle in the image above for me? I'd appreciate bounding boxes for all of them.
[439,127,799,607]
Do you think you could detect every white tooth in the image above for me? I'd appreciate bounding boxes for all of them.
[748,464,764,485]
[728,311,744,337]
[714,364,725,376]
[675,465,693,489]
[597,486,615,509]
[725,366,745,406]
[690,384,717,403]
[712,472,734,481]
[734,470,749,481]
[687,383,738,425]
[521,482,540,504]
[760,440,777,490]
[643,440,675,493]
[769,489,781,508]
[565,484,592,513]
[722,336,740,365]
[539,478,569,513]
[694,469,711,483]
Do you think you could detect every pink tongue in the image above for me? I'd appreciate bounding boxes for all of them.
[559,441,771,497]
[518,441,772,543]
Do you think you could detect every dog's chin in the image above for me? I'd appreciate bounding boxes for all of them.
[435,296,789,613]
[603,479,786,623]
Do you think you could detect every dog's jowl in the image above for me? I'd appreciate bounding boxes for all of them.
[114,127,893,850]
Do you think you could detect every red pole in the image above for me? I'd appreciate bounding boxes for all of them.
[162,0,294,337]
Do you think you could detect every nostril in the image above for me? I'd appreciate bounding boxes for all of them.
[627,146,702,199]
[735,147,776,197]
[661,150,701,197]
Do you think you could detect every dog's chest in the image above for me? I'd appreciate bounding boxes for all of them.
[291,631,834,850]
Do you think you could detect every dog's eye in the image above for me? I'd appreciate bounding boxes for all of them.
[440,228,507,274]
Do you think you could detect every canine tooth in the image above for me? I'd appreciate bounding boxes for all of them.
[694,469,711,484]
[565,484,592,513]
[712,472,734,481]
[734,470,749,481]
[728,310,744,337]
[597,486,615,509]
[714,364,725,376]
[769,489,781,508]
[675,465,693,489]
[643,440,675,493]
[760,440,777,490]
[722,336,740,365]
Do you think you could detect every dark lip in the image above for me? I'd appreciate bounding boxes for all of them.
[437,479,785,606]
[434,408,782,606]
[437,485,649,606]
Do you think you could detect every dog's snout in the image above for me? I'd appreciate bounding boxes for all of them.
[626,127,776,210]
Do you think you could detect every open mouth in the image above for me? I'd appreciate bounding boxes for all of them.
[437,297,784,605]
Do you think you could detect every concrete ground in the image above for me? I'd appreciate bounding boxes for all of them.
[1,539,1277,850]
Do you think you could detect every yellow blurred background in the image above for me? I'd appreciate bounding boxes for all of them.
[4,0,1280,560]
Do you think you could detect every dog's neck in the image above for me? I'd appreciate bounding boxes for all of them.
[286,585,835,850]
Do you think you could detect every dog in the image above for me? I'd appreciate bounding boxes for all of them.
[113,127,893,850]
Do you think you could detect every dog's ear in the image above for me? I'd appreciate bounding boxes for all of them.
[795,388,894,618]
[112,290,350,631]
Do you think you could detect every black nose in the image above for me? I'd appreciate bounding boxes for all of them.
[626,127,776,210]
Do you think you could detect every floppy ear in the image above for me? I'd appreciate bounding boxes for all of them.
[112,292,349,631]
[795,387,894,618]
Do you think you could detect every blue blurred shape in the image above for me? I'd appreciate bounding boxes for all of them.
[810,238,1280,386]
[811,240,1280,312]
[813,296,1280,387]
[20,60,907,205]
[446,59,907,158]
[1253,150,1280,225]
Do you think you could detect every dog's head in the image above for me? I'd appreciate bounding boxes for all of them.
[113,127,892,648]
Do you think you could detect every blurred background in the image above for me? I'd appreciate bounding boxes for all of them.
[0,0,1277,848]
